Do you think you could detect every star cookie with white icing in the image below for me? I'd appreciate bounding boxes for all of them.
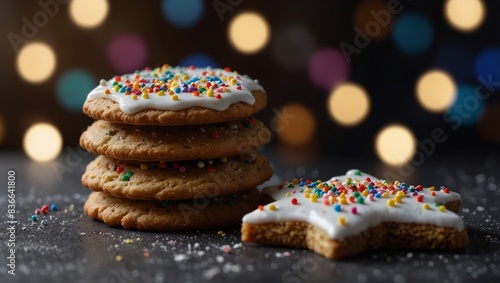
[242,169,469,259]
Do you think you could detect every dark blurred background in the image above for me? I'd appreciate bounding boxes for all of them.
[1,0,499,166]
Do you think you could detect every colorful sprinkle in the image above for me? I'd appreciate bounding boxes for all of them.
[338,217,346,225]
[268,204,277,211]
[291,198,298,205]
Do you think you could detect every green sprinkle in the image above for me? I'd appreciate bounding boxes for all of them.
[288,183,294,188]
[354,169,361,176]
[357,197,365,204]
[125,171,134,177]
[353,192,360,198]
[121,175,130,181]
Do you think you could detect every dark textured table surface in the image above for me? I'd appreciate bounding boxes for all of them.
[0,148,499,283]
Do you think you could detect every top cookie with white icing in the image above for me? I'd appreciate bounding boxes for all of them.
[83,65,267,125]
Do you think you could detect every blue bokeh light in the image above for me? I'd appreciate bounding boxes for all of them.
[56,69,96,112]
[179,53,219,68]
[474,48,500,91]
[161,0,204,28]
[392,12,434,55]
[446,84,485,127]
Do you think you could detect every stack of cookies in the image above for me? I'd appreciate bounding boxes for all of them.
[79,65,272,231]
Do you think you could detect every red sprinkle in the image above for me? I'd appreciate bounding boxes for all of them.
[291,198,298,205]
[417,195,424,202]
[236,86,242,90]
[416,185,424,191]
[41,205,49,214]
[442,188,450,194]
[351,207,358,214]
[216,94,222,99]
[224,67,231,72]
[211,132,220,139]
[116,166,124,174]
[258,205,264,211]
[431,192,436,196]
[207,167,216,173]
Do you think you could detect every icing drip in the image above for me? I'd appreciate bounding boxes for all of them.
[242,169,465,241]
[86,65,264,114]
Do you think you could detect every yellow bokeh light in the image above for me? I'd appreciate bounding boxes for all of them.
[445,0,485,32]
[70,0,109,28]
[328,83,371,127]
[16,42,56,83]
[375,124,416,166]
[228,12,270,54]
[274,103,316,146]
[23,123,63,162]
[416,69,457,113]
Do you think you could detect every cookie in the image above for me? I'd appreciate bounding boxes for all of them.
[241,169,469,259]
[84,189,259,231]
[79,117,271,162]
[81,153,273,201]
[83,65,267,125]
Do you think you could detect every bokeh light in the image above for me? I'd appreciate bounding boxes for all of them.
[179,53,218,68]
[274,103,316,147]
[445,0,485,32]
[16,42,56,83]
[23,123,63,162]
[446,84,485,127]
[474,48,500,91]
[228,12,270,54]
[308,48,349,91]
[69,0,109,29]
[354,0,392,41]
[434,42,474,82]
[375,124,416,166]
[478,103,500,144]
[271,25,318,70]
[392,12,434,55]
[0,116,5,145]
[328,83,370,127]
[416,69,457,113]
[56,69,96,112]
[161,0,204,28]
[107,33,148,73]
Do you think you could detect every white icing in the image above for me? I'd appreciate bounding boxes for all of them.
[243,169,465,241]
[86,66,264,114]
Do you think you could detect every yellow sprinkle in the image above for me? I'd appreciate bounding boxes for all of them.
[340,198,348,205]
[310,194,318,202]
[217,231,224,235]
[140,164,148,170]
[394,181,400,186]
[221,76,227,81]
[207,89,214,97]
[221,233,226,237]
[124,239,133,244]
[304,188,311,193]
[338,217,346,225]
[157,90,165,96]
[317,183,324,189]
[423,203,430,210]
[339,193,346,199]
[104,89,111,95]
[230,79,237,85]
[387,199,396,207]
[227,76,233,81]
[362,190,369,197]
[113,85,119,92]
[172,95,179,101]
[285,193,291,197]
[395,196,403,204]
[304,193,310,198]
[268,204,277,211]
[115,255,123,262]
[329,196,337,203]
[209,70,215,76]
[439,205,446,212]
[382,192,389,198]
[292,178,299,185]
[182,75,189,81]
[201,78,207,83]
[345,177,352,183]
[396,191,405,198]
[430,186,435,191]
[142,93,149,99]
[132,94,138,100]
